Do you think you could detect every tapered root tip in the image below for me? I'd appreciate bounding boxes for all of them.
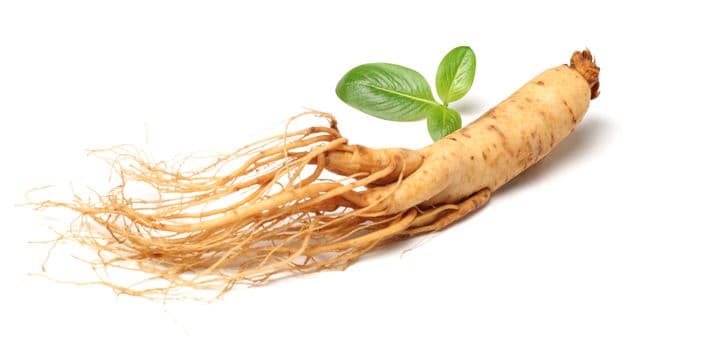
[570,49,600,99]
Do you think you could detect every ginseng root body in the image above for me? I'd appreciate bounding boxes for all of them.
[40,51,599,296]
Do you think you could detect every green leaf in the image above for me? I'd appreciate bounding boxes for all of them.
[427,107,462,141]
[436,46,476,105]
[336,63,442,122]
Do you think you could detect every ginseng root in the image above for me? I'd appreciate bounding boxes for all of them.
[37,50,599,297]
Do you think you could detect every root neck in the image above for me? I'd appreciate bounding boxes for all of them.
[570,49,600,99]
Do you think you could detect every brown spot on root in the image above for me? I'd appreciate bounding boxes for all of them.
[562,100,574,115]
[562,99,577,123]
[536,139,544,158]
[536,81,545,86]
[449,137,457,141]
[470,155,475,161]
[488,124,512,154]
[525,140,534,162]
[487,125,503,138]
[482,151,488,161]
[569,49,600,99]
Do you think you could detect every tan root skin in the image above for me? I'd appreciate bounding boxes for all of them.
[377,60,593,213]
[37,51,599,298]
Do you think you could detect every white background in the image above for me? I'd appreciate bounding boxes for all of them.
[2,1,719,342]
